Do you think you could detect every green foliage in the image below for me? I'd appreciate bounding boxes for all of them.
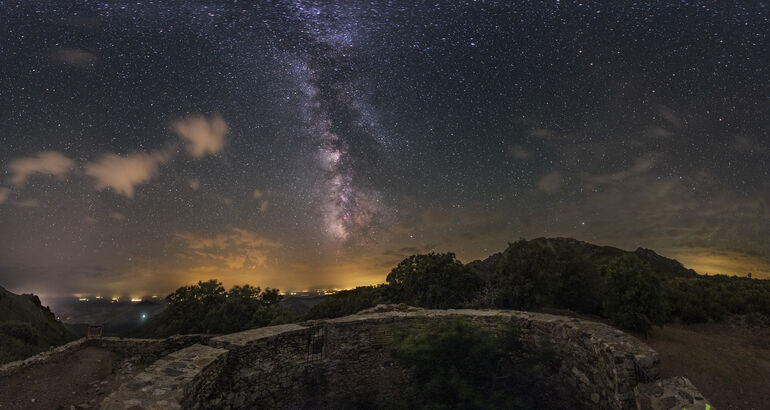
[386,318,558,409]
[386,253,482,309]
[663,275,770,324]
[0,320,39,344]
[146,279,294,336]
[0,286,76,364]
[602,255,667,333]
[555,256,604,314]
[494,240,562,309]
[304,238,770,332]
[304,285,391,320]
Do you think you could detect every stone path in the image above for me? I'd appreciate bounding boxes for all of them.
[99,344,227,410]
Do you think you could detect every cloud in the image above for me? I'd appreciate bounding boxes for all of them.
[670,247,770,278]
[530,128,554,137]
[188,178,200,190]
[509,145,532,160]
[109,212,126,221]
[48,48,98,69]
[172,114,229,158]
[421,208,451,227]
[84,216,98,224]
[252,189,263,199]
[85,151,171,198]
[8,151,75,186]
[0,188,9,204]
[13,199,39,208]
[537,171,562,193]
[175,228,281,270]
[584,153,661,187]
[259,201,269,212]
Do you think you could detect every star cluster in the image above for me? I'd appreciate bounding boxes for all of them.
[0,1,768,297]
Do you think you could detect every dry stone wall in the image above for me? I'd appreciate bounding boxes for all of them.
[0,334,209,379]
[200,307,666,409]
[0,306,713,409]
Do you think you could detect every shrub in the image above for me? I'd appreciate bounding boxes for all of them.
[0,320,39,344]
[386,253,482,309]
[386,317,557,409]
[494,240,562,309]
[602,255,667,334]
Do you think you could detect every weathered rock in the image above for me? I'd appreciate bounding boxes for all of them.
[635,376,713,410]
[99,344,227,410]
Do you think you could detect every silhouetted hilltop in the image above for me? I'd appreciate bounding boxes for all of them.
[468,237,696,279]
[0,285,76,364]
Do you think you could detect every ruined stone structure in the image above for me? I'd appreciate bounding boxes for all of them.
[0,306,712,409]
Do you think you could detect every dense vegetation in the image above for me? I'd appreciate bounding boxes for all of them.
[307,238,770,334]
[140,280,294,337]
[131,237,770,337]
[383,317,561,409]
[0,286,76,364]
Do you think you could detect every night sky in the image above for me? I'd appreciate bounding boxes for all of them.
[1,1,768,298]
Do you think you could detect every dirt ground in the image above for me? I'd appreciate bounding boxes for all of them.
[0,347,129,410]
[644,321,770,410]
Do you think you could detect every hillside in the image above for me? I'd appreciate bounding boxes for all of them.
[468,237,697,279]
[0,285,77,364]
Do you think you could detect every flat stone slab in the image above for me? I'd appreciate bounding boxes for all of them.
[99,343,227,410]
[210,323,307,347]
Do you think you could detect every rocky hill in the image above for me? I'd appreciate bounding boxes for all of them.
[468,237,697,278]
[0,285,76,364]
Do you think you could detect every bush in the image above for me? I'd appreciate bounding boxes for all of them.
[602,255,667,334]
[145,280,293,336]
[494,240,562,309]
[386,317,557,409]
[0,320,39,344]
[304,285,391,320]
[386,253,482,309]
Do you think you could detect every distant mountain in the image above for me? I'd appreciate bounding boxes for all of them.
[0,285,77,364]
[468,237,697,278]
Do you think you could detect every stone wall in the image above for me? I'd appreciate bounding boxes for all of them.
[0,334,210,379]
[199,307,664,409]
[0,306,713,409]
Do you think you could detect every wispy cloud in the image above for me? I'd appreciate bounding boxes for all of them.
[175,228,281,270]
[537,171,562,193]
[8,151,75,186]
[48,48,98,69]
[13,199,39,208]
[85,150,172,198]
[509,145,532,160]
[172,114,229,158]
[0,188,9,204]
[109,212,126,221]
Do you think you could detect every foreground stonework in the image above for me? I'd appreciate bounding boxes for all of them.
[0,306,713,409]
[635,376,713,410]
[100,344,228,410]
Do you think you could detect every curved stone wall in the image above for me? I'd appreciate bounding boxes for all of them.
[0,307,713,409]
[202,307,662,409]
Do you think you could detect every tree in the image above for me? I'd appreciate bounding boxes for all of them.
[146,279,293,336]
[602,255,667,334]
[493,240,562,309]
[386,252,482,308]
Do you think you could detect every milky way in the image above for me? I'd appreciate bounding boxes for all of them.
[0,1,768,297]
